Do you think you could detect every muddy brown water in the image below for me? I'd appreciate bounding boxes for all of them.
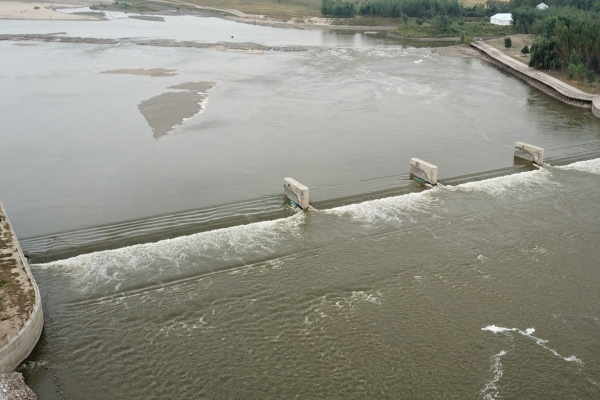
[0,12,599,399]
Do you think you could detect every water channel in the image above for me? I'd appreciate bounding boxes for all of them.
[0,10,599,399]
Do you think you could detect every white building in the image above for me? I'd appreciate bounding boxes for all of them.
[490,13,513,26]
[536,3,549,10]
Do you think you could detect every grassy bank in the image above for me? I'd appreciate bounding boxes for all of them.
[91,0,514,40]
[183,0,322,17]
[394,19,514,39]
[100,0,325,18]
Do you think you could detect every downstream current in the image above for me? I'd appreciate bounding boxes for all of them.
[0,10,599,400]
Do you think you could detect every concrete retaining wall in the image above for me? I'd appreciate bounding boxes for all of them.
[0,297,43,373]
[593,97,600,119]
[471,41,599,114]
[0,202,44,374]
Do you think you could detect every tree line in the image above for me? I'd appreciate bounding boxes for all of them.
[321,0,464,19]
[322,0,599,80]
[510,1,600,81]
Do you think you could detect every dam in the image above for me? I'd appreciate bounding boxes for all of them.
[0,9,599,399]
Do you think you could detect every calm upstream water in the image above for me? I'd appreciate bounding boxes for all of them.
[1,10,599,399]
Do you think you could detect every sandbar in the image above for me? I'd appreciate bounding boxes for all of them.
[138,81,215,138]
[0,1,103,20]
[100,68,178,77]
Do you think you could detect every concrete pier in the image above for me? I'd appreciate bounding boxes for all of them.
[0,201,43,374]
[284,178,309,209]
[410,158,438,185]
[514,142,544,166]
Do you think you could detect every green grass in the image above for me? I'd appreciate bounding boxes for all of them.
[186,0,322,17]
[394,19,514,38]
[109,0,325,18]
[91,1,158,12]
[331,16,403,26]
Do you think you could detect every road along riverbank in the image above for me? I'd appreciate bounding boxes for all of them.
[471,40,599,116]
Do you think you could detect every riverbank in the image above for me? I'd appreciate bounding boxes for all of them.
[0,0,401,31]
[0,205,36,351]
[0,1,103,20]
[471,39,599,115]
[0,201,43,398]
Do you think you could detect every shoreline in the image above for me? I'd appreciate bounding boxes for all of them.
[0,1,105,20]
[0,0,398,31]
[471,40,599,115]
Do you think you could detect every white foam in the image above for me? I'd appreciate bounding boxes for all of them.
[326,190,435,224]
[556,157,600,175]
[482,325,517,334]
[482,325,583,365]
[524,327,535,335]
[443,168,555,197]
[481,349,508,400]
[36,212,306,293]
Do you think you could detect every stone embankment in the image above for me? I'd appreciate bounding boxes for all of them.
[0,372,36,400]
[0,201,43,399]
[471,40,599,114]
[0,34,308,52]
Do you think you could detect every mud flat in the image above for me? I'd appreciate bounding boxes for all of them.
[0,1,100,20]
[0,34,308,53]
[100,68,178,77]
[138,81,216,138]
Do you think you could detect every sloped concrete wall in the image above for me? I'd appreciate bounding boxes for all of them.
[593,97,600,119]
[0,202,44,374]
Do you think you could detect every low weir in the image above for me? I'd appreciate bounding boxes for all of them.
[20,140,600,264]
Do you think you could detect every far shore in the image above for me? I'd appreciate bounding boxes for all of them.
[0,0,400,31]
[0,0,106,20]
[2,0,597,98]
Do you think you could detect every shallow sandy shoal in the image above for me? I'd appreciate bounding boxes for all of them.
[0,1,99,20]
[100,68,178,77]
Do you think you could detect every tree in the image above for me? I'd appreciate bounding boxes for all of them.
[432,15,452,33]
[568,62,587,83]
[321,0,356,17]
[521,45,530,54]
[567,50,588,83]
[505,36,512,48]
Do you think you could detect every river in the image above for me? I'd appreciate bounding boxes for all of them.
[1,9,599,399]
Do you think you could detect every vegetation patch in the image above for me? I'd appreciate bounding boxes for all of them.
[91,1,158,12]
[394,18,513,39]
